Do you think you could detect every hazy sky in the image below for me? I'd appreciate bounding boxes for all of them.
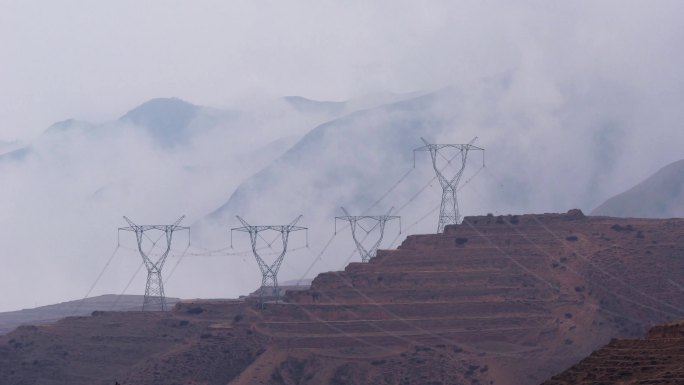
[3,1,682,140]
[2,1,684,312]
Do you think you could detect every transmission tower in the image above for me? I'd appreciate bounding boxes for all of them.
[119,216,190,311]
[335,207,401,263]
[414,137,485,233]
[231,215,307,306]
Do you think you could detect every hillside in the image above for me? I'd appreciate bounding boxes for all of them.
[1,211,683,384]
[592,158,684,218]
[542,321,684,384]
[0,295,179,335]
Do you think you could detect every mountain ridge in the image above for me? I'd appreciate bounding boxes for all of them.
[591,158,684,218]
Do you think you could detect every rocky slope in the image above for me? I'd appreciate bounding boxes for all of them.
[0,295,179,335]
[1,211,683,384]
[542,321,684,384]
[0,301,261,385]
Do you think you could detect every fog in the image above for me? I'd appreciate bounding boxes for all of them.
[1,1,683,311]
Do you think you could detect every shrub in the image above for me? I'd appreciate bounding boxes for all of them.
[454,238,468,246]
[611,224,634,232]
[186,306,203,314]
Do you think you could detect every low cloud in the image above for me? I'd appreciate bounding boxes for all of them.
[1,1,683,310]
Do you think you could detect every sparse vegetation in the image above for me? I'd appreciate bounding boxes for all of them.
[185,306,203,314]
[611,224,634,232]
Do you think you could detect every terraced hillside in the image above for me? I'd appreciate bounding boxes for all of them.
[243,210,684,384]
[542,321,684,384]
[1,210,683,384]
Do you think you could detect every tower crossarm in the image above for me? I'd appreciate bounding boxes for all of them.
[413,137,485,232]
[414,138,484,188]
[119,217,189,270]
[231,216,307,306]
[335,207,400,263]
[118,216,189,311]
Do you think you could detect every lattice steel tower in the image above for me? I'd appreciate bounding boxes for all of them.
[414,137,485,233]
[335,207,401,263]
[119,216,190,311]
[231,215,307,306]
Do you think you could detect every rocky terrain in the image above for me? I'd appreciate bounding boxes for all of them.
[0,300,261,385]
[542,321,684,384]
[0,295,179,335]
[1,210,683,384]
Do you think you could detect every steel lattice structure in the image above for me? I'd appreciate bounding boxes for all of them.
[119,216,189,311]
[335,207,401,263]
[231,215,307,306]
[414,137,485,233]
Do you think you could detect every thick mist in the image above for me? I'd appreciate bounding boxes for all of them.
[1,1,684,311]
[0,98,358,311]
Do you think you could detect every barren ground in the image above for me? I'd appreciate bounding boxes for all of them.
[1,210,683,384]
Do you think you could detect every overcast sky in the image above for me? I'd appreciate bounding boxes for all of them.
[2,1,682,140]
[1,1,684,311]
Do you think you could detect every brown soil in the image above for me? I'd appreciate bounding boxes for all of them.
[0,295,180,335]
[0,301,265,385]
[1,210,683,384]
[542,321,684,384]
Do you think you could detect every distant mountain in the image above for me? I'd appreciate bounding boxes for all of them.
[0,147,32,162]
[0,119,93,162]
[0,94,394,311]
[0,98,209,163]
[0,140,21,155]
[43,119,94,136]
[0,295,180,335]
[118,97,227,147]
[591,158,684,218]
[283,96,346,116]
[2,95,360,161]
[205,88,463,229]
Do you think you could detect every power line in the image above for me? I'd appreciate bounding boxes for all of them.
[70,244,121,316]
